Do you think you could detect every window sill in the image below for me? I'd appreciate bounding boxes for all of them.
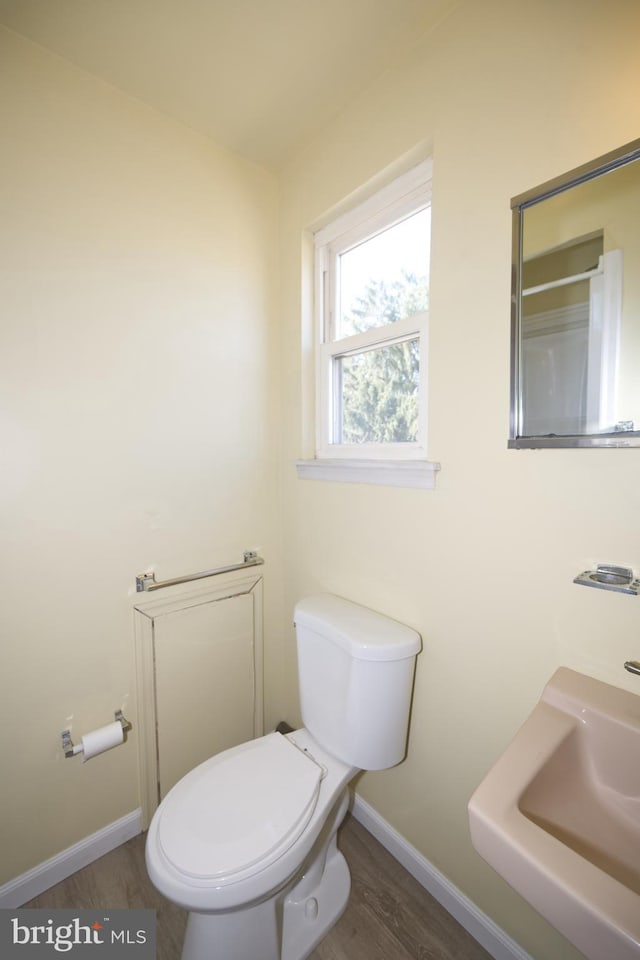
[295,458,440,489]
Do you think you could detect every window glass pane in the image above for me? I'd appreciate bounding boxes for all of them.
[337,207,430,339]
[336,338,419,444]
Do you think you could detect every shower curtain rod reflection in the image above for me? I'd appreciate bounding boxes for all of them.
[135,551,264,592]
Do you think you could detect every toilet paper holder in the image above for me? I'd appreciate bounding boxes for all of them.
[61,710,132,758]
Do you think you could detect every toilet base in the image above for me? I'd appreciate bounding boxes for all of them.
[182,898,280,960]
[282,841,350,960]
[180,792,351,960]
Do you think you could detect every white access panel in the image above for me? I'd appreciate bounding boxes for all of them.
[134,572,264,825]
[154,592,256,798]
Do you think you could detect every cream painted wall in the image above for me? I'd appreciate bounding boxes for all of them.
[0,26,282,883]
[278,2,640,958]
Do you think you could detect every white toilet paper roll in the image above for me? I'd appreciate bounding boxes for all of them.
[81,720,124,762]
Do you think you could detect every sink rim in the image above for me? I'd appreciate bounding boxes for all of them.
[468,667,640,960]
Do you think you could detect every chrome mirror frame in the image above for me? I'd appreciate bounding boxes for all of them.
[509,137,640,449]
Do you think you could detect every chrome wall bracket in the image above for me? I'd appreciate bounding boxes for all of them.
[61,729,74,758]
[136,571,156,592]
[573,564,640,596]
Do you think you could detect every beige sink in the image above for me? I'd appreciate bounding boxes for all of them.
[468,668,640,960]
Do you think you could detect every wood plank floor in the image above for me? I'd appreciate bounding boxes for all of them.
[25,815,492,960]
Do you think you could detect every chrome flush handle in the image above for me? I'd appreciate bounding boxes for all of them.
[624,660,640,676]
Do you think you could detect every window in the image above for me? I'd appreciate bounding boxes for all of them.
[297,161,439,488]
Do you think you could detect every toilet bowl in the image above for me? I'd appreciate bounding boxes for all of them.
[145,594,421,960]
[146,729,355,959]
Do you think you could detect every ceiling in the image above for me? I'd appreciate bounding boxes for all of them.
[0,0,453,169]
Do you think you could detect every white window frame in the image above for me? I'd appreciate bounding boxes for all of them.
[298,161,439,487]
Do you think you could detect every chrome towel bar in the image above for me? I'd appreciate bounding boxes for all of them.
[136,550,264,592]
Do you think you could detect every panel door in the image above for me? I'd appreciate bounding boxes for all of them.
[153,592,256,798]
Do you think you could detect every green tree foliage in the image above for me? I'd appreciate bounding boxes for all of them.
[340,272,428,444]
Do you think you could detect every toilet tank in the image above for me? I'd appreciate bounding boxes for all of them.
[293,595,421,770]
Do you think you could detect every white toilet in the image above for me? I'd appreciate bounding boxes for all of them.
[145,593,421,960]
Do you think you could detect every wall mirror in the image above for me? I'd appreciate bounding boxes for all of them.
[509,137,640,448]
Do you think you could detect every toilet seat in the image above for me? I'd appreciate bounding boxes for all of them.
[157,733,323,884]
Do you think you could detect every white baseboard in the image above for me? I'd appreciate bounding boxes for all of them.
[351,794,532,960]
[0,809,143,909]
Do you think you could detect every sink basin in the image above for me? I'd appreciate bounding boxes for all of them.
[468,668,640,960]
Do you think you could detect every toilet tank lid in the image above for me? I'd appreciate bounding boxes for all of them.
[294,594,421,661]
